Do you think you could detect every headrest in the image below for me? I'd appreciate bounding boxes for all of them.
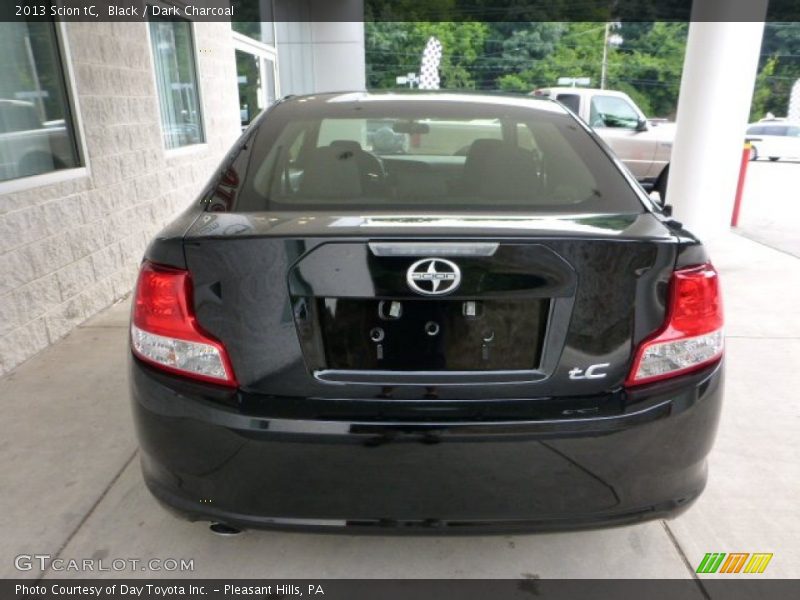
[464,140,540,199]
[329,140,364,156]
[299,145,363,198]
[466,138,504,156]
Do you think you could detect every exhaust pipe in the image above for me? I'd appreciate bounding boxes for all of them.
[209,522,242,536]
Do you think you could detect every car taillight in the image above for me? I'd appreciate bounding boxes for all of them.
[131,260,237,387]
[626,263,723,387]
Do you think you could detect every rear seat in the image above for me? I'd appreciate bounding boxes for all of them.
[461,139,542,200]
[386,160,449,200]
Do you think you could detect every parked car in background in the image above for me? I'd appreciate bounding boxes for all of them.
[130,92,724,534]
[746,119,800,161]
[533,87,674,199]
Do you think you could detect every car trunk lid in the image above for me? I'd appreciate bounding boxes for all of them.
[183,211,677,400]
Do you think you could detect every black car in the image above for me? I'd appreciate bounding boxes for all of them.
[129,92,724,533]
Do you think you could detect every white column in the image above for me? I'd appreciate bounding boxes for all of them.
[310,21,366,93]
[667,0,767,241]
[274,1,365,96]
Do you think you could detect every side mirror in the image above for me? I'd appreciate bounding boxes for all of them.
[635,118,649,132]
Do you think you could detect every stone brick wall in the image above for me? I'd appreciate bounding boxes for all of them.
[0,21,241,376]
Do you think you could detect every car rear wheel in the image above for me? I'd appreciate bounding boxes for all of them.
[769,157,779,162]
[749,146,759,161]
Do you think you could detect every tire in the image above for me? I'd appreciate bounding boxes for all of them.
[750,146,759,161]
[655,166,669,203]
[769,157,779,162]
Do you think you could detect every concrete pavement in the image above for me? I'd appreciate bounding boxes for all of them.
[1,166,798,581]
[0,297,695,580]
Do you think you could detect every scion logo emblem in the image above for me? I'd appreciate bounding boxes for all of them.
[407,258,461,296]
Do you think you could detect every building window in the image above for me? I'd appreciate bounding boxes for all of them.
[0,17,82,183]
[235,49,278,131]
[232,16,280,132]
[149,14,205,149]
[232,21,276,47]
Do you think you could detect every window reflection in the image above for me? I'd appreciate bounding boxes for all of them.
[236,50,277,131]
[0,16,81,183]
[149,15,205,149]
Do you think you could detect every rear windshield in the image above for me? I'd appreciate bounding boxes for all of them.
[215,98,643,214]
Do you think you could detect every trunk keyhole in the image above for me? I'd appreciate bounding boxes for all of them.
[425,321,440,337]
[370,327,385,361]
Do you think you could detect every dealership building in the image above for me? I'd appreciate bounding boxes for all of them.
[0,1,365,375]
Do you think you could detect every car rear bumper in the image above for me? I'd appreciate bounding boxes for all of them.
[130,358,723,533]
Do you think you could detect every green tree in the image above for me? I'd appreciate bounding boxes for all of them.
[491,22,688,116]
[496,22,608,92]
[366,21,489,89]
[750,57,779,120]
[478,22,566,90]
[606,22,688,118]
[367,21,690,116]
[751,22,800,119]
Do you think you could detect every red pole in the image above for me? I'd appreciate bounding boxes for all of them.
[731,142,752,227]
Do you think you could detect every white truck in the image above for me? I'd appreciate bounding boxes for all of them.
[533,87,674,199]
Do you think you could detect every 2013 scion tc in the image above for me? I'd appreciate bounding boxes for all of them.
[129,92,724,533]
